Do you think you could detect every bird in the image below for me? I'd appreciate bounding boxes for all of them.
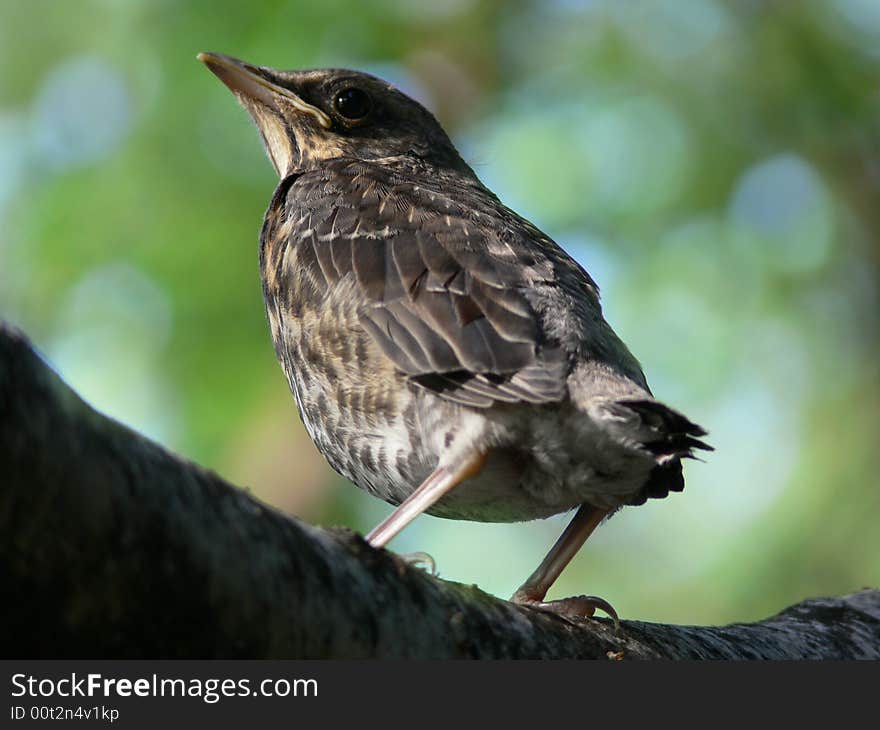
[199,51,711,621]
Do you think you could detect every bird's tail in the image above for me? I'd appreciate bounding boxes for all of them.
[608,398,713,505]
[619,398,712,460]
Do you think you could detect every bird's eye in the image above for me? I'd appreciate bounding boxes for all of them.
[334,87,372,120]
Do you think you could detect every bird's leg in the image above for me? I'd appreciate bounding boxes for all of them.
[366,451,487,548]
[511,504,618,624]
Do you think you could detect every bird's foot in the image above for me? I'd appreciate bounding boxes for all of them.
[511,590,619,628]
[393,551,437,576]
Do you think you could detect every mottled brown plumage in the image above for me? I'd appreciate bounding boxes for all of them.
[200,52,711,619]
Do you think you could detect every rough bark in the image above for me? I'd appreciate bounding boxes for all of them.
[1,322,878,659]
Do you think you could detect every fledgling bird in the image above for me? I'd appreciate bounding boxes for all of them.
[199,52,711,620]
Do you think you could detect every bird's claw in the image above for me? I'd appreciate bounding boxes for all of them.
[511,591,620,628]
[394,551,437,575]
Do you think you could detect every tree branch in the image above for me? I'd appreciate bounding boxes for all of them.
[1,322,877,659]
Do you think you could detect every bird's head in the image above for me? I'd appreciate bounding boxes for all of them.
[198,52,474,179]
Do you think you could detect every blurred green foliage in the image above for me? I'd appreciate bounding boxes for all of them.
[1,0,878,624]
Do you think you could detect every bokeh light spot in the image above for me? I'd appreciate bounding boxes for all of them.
[729,154,834,275]
[48,263,177,443]
[32,56,132,170]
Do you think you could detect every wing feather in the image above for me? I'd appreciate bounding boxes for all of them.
[285,162,573,406]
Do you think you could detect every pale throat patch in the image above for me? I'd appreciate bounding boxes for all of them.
[254,110,294,177]
[248,103,346,176]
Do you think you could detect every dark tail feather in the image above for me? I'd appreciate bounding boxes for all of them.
[629,460,685,505]
[615,398,712,506]
[619,398,714,459]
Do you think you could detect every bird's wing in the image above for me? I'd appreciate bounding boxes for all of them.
[283,162,576,407]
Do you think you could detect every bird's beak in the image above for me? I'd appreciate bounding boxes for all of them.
[197,52,331,129]
[198,52,332,177]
